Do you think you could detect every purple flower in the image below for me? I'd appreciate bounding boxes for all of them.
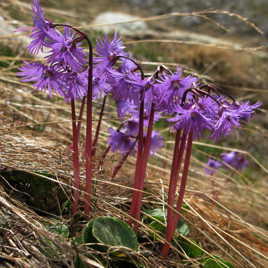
[60,71,88,101]
[18,62,87,101]
[17,62,62,97]
[107,69,141,103]
[119,58,138,73]
[168,102,213,139]
[123,120,139,137]
[46,27,86,72]
[150,131,164,155]
[232,101,261,121]
[95,33,127,72]
[211,104,241,140]
[204,159,222,175]
[156,67,197,111]
[211,99,261,140]
[108,128,135,154]
[221,151,248,170]
[108,122,163,155]
[116,100,137,119]
[93,74,111,100]
[28,0,57,54]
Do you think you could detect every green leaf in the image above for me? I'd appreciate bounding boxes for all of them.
[179,238,204,258]
[47,223,69,238]
[83,216,138,251]
[82,219,96,244]
[148,221,165,234]
[144,208,190,237]
[202,256,236,268]
[145,208,165,221]
[176,220,190,236]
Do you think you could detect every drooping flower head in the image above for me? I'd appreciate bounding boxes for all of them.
[46,27,87,72]
[168,99,213,139]
[150,131,164,155]
[211,99,261,140]
[108,128,136,154]
[60,70,88,101]
[156,67,197,112]
[17,62,88,101]
[17,62,62,97]
[95,33,127,73]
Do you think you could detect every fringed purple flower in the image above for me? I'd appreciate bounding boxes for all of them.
[156,67,197,111]
[95,33,127,73]
[108,128,135,154]
[150,131,164,155]
[46,27,87,72]
[169,101,213,139]
[18,62,62,97]
[211,99,261,140]
[28,0,57,54]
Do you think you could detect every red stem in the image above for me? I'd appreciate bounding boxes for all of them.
[130,104,155,223]
[130,96,145,203]
[52,23,95,215]
[92,96,107,157]
[76,96,86,140]
[70,100,81,215]
[161,131,193,257]
[165,130,187,242]
[83,36,94,214]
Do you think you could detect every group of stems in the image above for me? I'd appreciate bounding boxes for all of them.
[130,103,155,224]
[161,130,193,256]
[64,25,194,257]
[54,23,95,215]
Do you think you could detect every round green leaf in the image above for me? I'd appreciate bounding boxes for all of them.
[90,216,138,250]
[82,219,96,244]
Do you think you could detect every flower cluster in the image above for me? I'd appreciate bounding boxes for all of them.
[19,1,260,145]
[18,0,88,101]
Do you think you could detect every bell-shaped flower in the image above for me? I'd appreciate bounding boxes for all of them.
[18,62,62,97]
[168,101,213,139]
[46,27,87,72]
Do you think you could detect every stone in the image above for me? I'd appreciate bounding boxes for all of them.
[92,12,148,35]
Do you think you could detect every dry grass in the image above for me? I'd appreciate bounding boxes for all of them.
[0,64,267,267]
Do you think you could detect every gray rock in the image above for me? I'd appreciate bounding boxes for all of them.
[92,12,148,34]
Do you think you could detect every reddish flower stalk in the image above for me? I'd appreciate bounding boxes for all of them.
[92,95,107,157]
[70,100,81,215]
[165,130,188,237]
[130,104,155,223]
[52,23,94,214]
[76,96,86,140]
[83,36,94,214]
[161,131,193,256]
